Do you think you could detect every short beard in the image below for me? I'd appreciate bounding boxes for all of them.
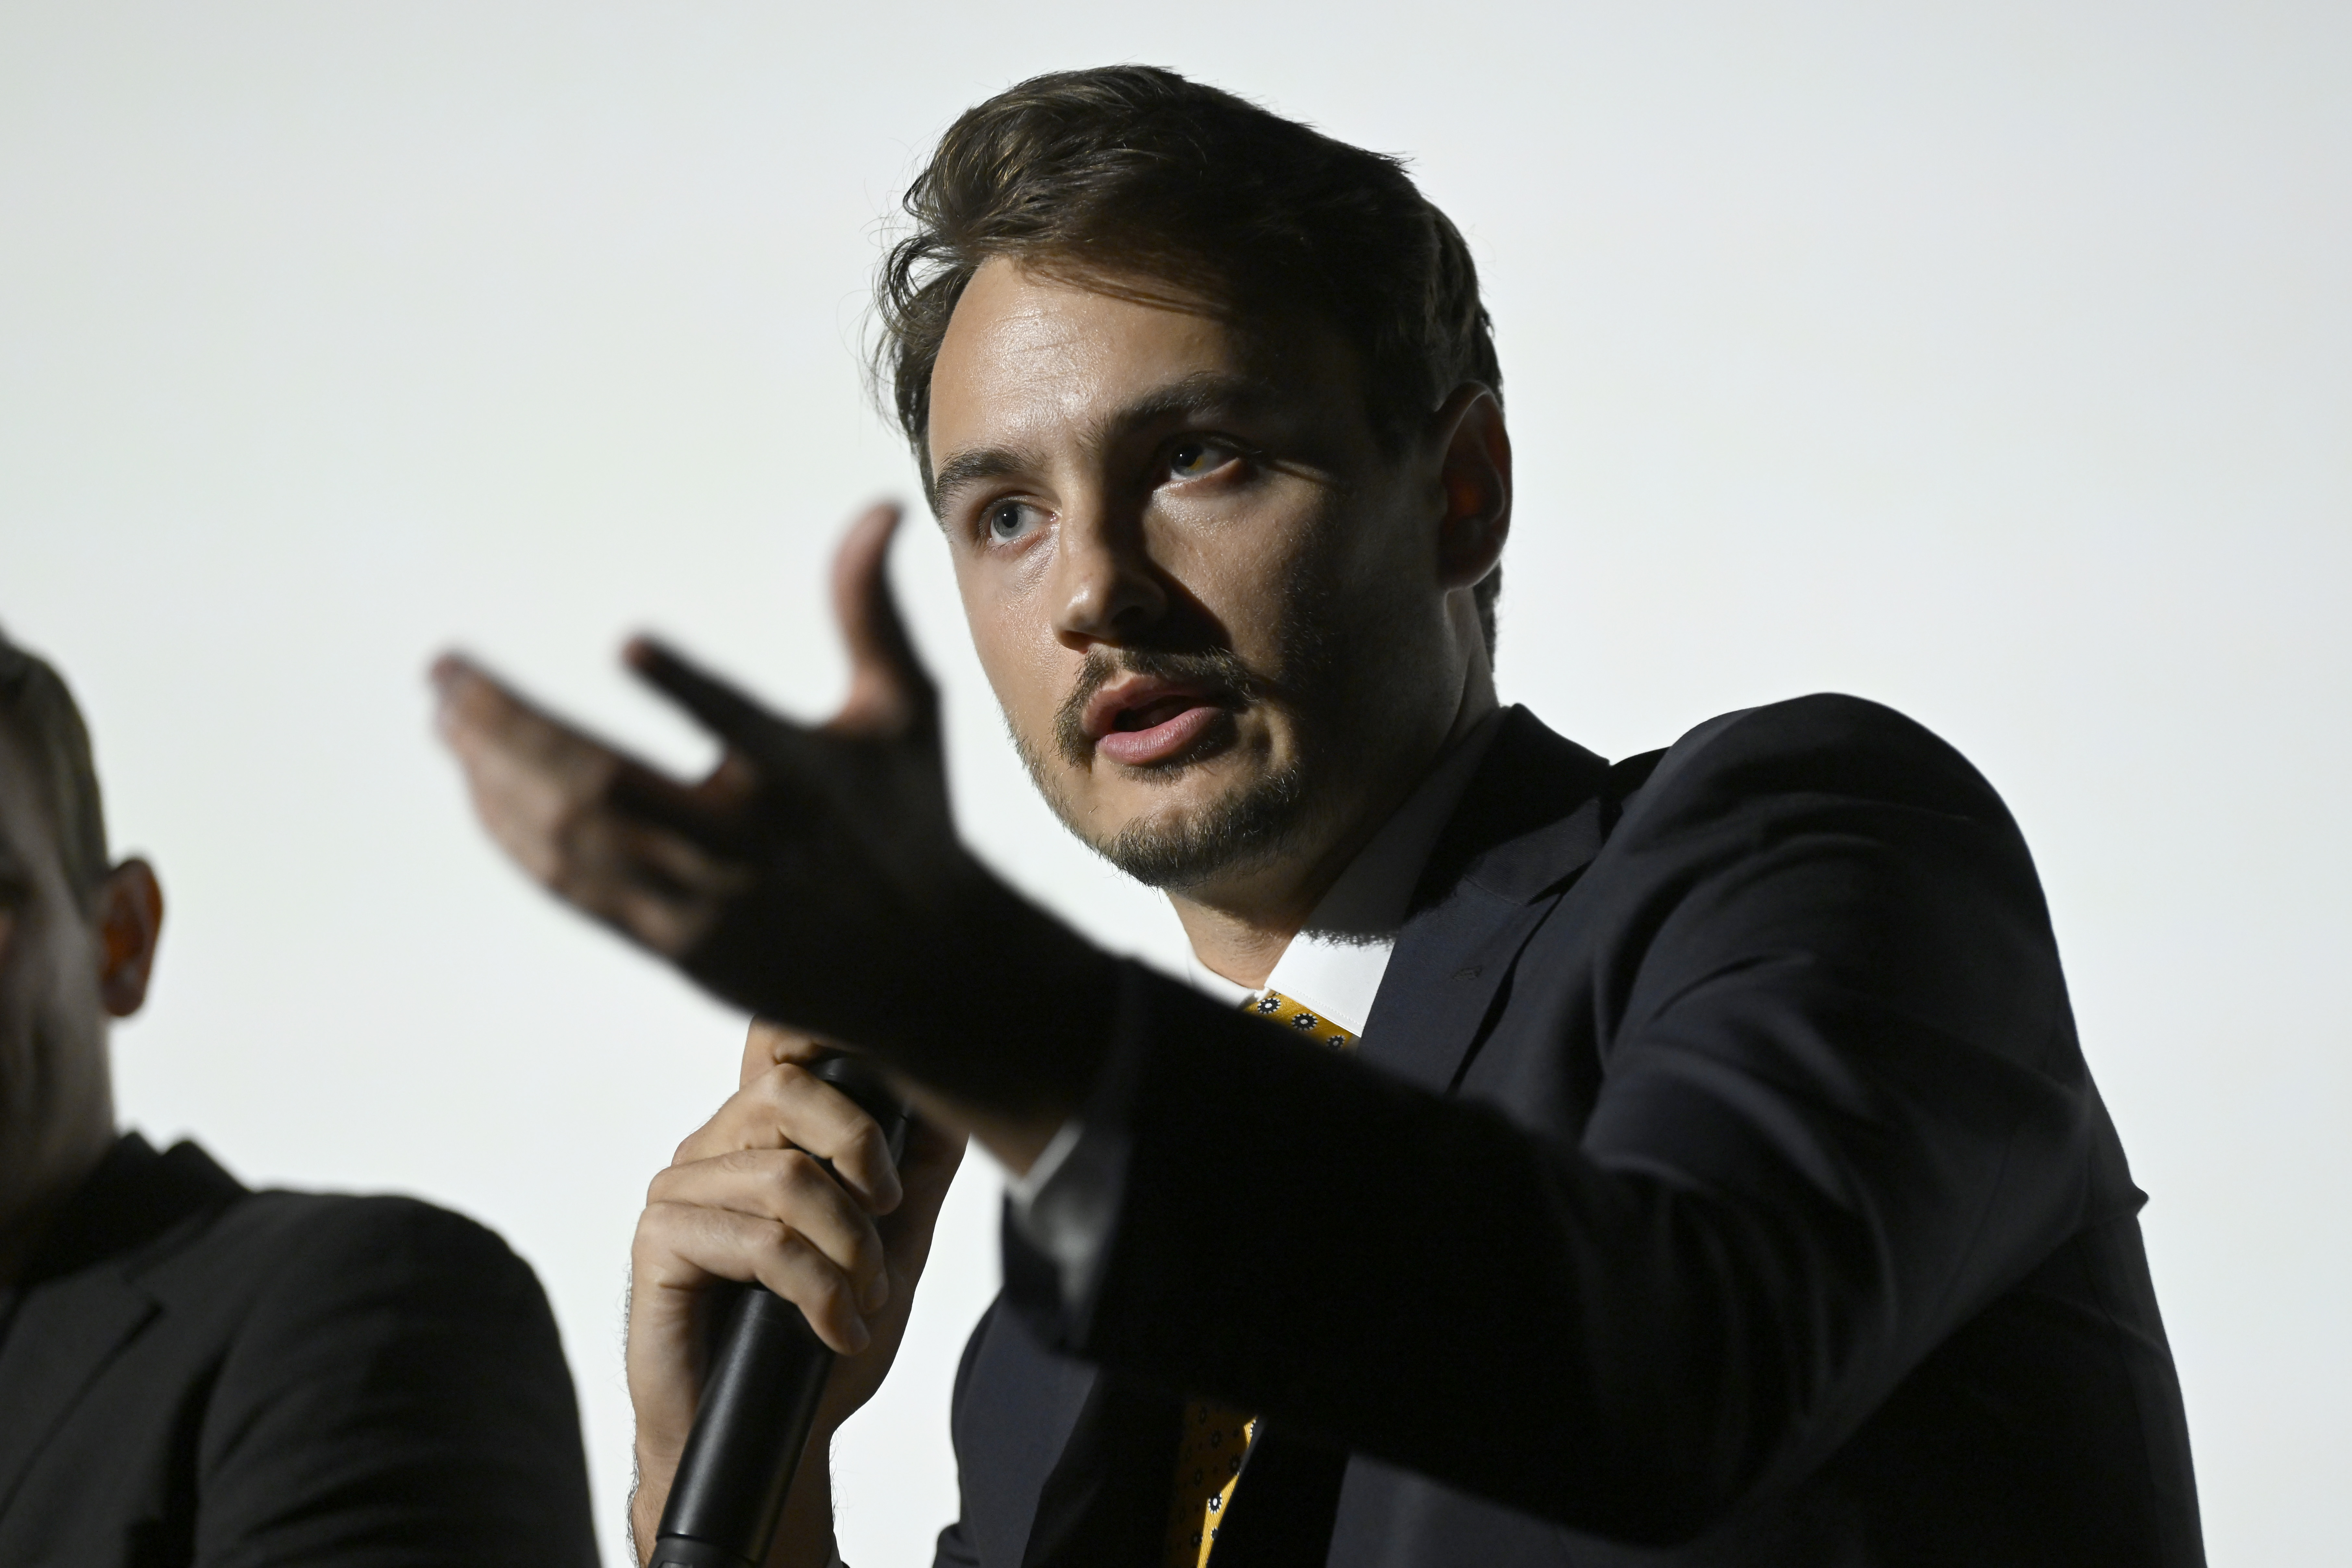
[1096,751,1310,889]
[1012,643,1326,890]
[1010,534,1369,892]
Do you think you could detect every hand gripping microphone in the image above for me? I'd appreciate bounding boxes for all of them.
[650,1054,911,1568]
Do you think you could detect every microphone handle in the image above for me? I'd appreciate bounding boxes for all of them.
[650,1055,911,1568]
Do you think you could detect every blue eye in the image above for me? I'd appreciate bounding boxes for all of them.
[987,502,1032,541]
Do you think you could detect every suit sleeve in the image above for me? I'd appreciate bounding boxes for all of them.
[192,1196,600,1568]
[930,1520,985,1568]
[1013,697,2105,1545]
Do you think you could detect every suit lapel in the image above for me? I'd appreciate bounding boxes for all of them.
[1355,707,1615,1095]
[0,1265,159,1518]
[989,1216,1178,1568]
[1019,1374,1183,1568]
[0,1136,243,1521]
[1209,1423,1350,1568]
[1355,886,1554,1094]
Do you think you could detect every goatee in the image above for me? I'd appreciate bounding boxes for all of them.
[1014,645,1317,890]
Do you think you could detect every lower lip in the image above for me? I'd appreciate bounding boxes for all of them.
[1096,703,1222,766]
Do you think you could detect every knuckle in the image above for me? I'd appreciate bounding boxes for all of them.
[770,1148,825,1196]
[757,1217,806,1265]
[630,1206,685,1266]
[845,1120,887,1163]
[807,1268,853,1317]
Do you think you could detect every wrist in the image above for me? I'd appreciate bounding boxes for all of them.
[764,1443,838,1568]
[629,1441,680,1567]
[878,873,1123,1117]
[946,878,1125,1096]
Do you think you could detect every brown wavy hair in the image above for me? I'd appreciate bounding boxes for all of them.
[872,65,1505,656]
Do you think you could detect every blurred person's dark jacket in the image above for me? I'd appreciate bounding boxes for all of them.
[0,1132,599,1567]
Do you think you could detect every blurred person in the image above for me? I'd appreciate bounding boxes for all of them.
[0,628,599,1566]
[437,67,2202,1568]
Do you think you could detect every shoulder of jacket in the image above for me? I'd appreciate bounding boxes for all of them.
[146,1189,531,1312]
[249,1189,523,1269]
[1623,692,2003,822]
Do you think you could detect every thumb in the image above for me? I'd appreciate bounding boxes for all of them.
[830,501,935,736]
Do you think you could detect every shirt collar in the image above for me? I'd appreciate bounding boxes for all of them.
[1182,709,1505,1035]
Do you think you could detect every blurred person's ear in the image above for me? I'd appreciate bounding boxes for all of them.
[95,858,162,1018]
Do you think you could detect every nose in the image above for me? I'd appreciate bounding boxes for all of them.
[1050,497,1167,647]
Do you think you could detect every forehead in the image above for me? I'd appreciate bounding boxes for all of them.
[929,262,1239,448]
[925,258,1358,477]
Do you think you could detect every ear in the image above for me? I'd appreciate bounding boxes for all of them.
[1430,384,1511,592]
[95,858,163,1019]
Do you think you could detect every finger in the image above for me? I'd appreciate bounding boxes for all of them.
[649,1147,890,1312]
[466,776,743,957]
[740,1018,827,1091]
[433,654,632,784]
[563,806,748,900]
[431,654,709,877]
[432,657,617,877]
[600,863,729,958]
[677,1061,904,1213]
[829,502,938,737]
[623,636,808,760]
[635,1200,875,1353]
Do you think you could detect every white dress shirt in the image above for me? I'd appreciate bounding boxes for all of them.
[1007,710,1505,1305]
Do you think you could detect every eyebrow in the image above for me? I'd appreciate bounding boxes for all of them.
[928,447,1030,513]
[1107,370,1284,433]
[928,370,1286,513]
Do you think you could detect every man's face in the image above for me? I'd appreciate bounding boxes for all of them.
[0,728,116,1242]
[927,258,1473,902]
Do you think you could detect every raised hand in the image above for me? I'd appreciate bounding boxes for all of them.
[431,503,1113,1121]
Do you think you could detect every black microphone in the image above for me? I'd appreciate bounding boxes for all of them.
[649,1054,911,1568]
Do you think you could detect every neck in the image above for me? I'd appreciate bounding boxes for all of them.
[0,1119,115,1287]
[1170,654,1498,988]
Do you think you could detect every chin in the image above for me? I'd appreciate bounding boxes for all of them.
[1083,755,1312,890]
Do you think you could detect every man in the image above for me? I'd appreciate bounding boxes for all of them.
[0,629,600,1565]
[436,67,2203,1567]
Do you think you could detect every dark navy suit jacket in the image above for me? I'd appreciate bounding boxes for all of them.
[0,1134,599,1567]
[931,696,2202,1567]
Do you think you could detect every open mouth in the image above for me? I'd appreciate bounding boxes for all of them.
[1084,678,1231,768]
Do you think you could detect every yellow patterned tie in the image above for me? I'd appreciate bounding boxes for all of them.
[1163,990,1358,1568]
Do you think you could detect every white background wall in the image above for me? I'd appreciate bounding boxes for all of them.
[4,3,2344,1561]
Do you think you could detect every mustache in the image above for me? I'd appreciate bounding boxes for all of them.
[1053,645,1264,769]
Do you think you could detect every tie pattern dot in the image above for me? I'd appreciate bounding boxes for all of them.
[1162,990,1358,1568]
